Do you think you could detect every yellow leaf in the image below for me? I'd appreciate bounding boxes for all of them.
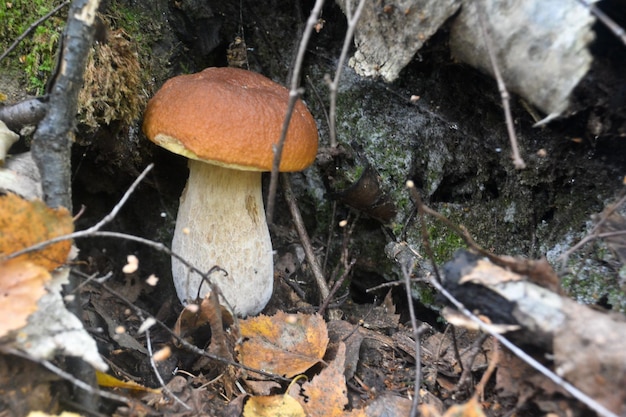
[238,312,328,378]
[243,393,306,417]
[96,370,161,394]
[0,193,73,270]
[0,258,49,337]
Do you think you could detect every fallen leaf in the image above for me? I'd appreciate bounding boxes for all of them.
[0,258,49,336]
[243,393,306,417]
[296,343,366,417]
[96,370,161,394]
[0,193,73,270]
[238,312,328,378]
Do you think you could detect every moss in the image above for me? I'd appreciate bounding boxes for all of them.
[0,0,66,94]
[78,28,144,129]
[426,221,467,264]
[77,1,162,130]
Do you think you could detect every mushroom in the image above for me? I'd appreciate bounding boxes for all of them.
[142,67,318,316]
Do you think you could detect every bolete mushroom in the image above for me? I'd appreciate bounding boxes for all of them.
[142,67,318,316]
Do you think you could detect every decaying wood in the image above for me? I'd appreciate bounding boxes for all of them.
[442,250,626,415]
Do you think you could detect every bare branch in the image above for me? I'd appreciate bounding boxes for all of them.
[266,0,325,224]
[476,3,526,169]
[577,0,626,46]
[400,261,423,417]
[145,329,191,411]
[328,0,366,148]
[281,173,330,302]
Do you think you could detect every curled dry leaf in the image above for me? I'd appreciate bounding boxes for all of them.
[238,312,328,378]
[0,258,50,337]
[0,193,73,270]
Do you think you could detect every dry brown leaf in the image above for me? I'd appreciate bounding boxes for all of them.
[296,343,366,417]
[0,193,73,270]
[0,258,49,336]
[238,312,328,378]
[459,259,523,286]
[243,393,306,417]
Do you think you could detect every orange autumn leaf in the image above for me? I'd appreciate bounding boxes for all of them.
[0,193,73,270]
[0,258,50,337]
[243,393,306,417]
[297,343,366,417]
[238,312,328,378]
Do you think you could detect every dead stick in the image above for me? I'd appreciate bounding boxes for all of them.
[476,3,526,169]
[266,0,325,224]
[281,173,330,301]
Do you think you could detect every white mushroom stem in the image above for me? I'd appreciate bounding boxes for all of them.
[171,159,274,316]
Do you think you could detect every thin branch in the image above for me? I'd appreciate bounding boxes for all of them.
[266,0,325,224]
[406,180,442,282]
[577,0,626,46]
[318,258,355,316]
[473,338,499,402]
[0,1,71,63]
[145,329,192,411]
[281,173,330,301]
[557,189,626,266]
[476,3,525,170]
[401,262,422,417]
[328,0,366,148]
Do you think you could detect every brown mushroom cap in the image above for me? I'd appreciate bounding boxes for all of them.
[142,67,318,172]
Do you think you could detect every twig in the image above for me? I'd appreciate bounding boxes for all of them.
[145,329,191,411]
[281,173,330,301]
[475,3,526,170]
[474,338,499,402]
[425,274,620,417]
[0,1,71,63]
[266,0,325,224]
[406,180,442,282]
[318,258,355,316]
[400,261,422,417]
[557,189,626,267]
[576,0,626,46]
[328,0,366,148]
